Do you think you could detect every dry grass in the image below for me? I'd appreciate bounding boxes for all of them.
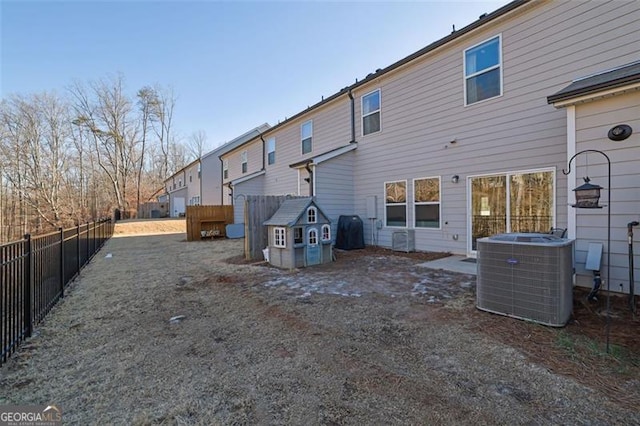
[0,219,639,424]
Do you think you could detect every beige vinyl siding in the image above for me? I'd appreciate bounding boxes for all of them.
[233,175,266,224]
[223,137,263,182]
[573,91,640,292]
[315,151,356,239]
[349,0,638,254]
[184,162,201,203]
[263,97,352,196]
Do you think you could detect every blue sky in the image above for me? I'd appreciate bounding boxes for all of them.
[1,0,509,151]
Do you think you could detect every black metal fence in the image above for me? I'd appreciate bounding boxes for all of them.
[1,218,113,366]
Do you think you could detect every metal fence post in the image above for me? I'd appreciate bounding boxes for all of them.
[77,223,81,274]
[23,234,32,338]
[59,227,64,298]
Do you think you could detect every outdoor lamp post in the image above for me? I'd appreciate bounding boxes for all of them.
[563,149,611,352]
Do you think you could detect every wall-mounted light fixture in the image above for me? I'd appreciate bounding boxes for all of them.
[451,175,460,184]
[608,124,632,141]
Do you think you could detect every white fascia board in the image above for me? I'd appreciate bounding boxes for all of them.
[550,83,640,108]
[231,170,266,186]
[313,143,358,165]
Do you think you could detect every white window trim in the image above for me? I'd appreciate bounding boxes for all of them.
[384,180,408,229]
[301,120,313,155]
[267,137,276,165]
[465,167,556,256]
[274,227,286,248]
[241,150,248,174]
[361,88,381,136]
[463,34,503,107]
[307,206,317,224]
[321,224,331,241]
[223,159,229,180]
[413,176,442,230]
[308,228,318,246]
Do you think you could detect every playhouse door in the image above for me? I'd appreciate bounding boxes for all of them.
[305,228,321,266]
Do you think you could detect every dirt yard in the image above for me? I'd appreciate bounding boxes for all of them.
[1,219,639,424]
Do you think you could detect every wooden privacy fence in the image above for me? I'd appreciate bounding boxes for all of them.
[244,195,304,260]
[186,205,234,241]
[1,218,114,366]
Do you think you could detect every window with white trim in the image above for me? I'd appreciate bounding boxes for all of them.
[308,228,318,245]
[385,180,407,227]
[307,207,317,223]
[223,159,228,179]
[267,137,276,165]
[301,120,312,154]
[464,35,502,105]
[362,89,381,135]
[274,227,286,248]
[414,177,440,228]
[321,224,331,241]
[241,151,248,174]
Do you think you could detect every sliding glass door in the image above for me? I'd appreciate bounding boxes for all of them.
[469,170,554,253]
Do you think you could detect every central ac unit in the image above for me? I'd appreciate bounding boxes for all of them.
[392,229,415,252]
[476,233,574,327]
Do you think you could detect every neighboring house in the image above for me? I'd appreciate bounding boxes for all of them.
[164,159,201,217]
[217,0,639,293]
[263,197,333,269]
[200,123,270,206]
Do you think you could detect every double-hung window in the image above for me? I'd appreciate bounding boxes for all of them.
[464,35,502,105]
[241,151,248,174]
[414,177,441,228]
[301,121,313,154]
[267,137,276,165]
[385,180,407,227]
[274,227,286,248]
[223,159,228,179]
[362,89,381,135]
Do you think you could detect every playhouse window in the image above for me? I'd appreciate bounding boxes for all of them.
[307,207,317,223]
[294,227,303,244]
[274,227,286,248]
[308,229,318,245]
[321,225,331,241]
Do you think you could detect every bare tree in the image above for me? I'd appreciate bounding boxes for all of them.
[186,129,207,160]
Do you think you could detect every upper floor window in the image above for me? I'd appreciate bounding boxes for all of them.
[197,164,201,178]
[223,159,228,179]
[362,89,381,135]
[179,179,182,187]
[241,151,248,174]
[301,120,313,154]
[267,137,276,165]
[464,35,502,105]
[385,180,407,227]
[307,207,317,223]
[274,227,286,248]
[414,177,441,229]
[189,174,192,183]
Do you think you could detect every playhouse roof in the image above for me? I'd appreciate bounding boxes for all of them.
[263,198,328,227]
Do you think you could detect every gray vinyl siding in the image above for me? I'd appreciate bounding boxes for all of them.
[200,154,222,205]
[349,0,638,255]
[233,174,266,224]
[573,91,640,292]
[315,151,356,240]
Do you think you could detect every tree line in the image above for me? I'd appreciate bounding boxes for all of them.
[0,74,204,242]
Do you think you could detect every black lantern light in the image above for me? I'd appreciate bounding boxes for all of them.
[572,177,603,209]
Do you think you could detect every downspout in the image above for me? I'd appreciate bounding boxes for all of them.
[305,162,314,197]
[227,182,234,204]
[259,134,266,170]
[348,88,356,143]
[219,156,224,204]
